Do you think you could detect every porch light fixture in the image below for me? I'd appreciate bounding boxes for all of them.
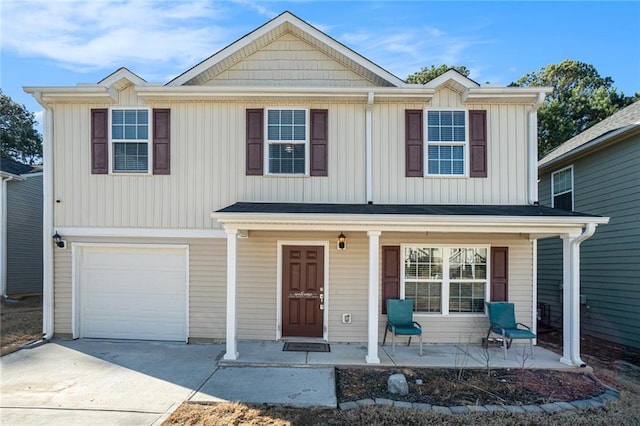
[337,232,347,251]
[52,232,66,249]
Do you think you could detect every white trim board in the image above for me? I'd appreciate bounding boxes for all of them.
[56,227,225,238]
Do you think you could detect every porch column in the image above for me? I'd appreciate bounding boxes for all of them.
[560,234,573,365]
[224,228,238,360]
[366,230,381,364]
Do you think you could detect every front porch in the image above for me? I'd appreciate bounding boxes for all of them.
[218,341,582,371]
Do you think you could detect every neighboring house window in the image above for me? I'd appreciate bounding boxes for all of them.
[552,166,573,210]
[426,110,466,176]
[402,246,488,314]
[266,108,308,175]
[111,108,150,173]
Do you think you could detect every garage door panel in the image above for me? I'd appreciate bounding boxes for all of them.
[78,246,187,341]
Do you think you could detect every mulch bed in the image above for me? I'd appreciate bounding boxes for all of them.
[336,367,606,406]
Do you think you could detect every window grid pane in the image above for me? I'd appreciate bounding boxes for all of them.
[427,111,466,142]
[427,145,465,175]
[449,282,486,313]
[405,281,441,313]
[112,109,148,141]
[267,109,306,142]
[113,142,148,173]
[268,143,305,174]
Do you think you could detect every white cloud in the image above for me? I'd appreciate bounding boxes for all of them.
[1,0,236,79]
[338,25,487,80]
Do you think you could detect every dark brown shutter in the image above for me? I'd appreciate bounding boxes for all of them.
[153,109,170,175]
[310,109,328,176]
[91,109,108,174]
[469,110,487,178]
[382,246,401,314]
[246,109,264,175]
[490,247,508,301]
[405,110,423,177]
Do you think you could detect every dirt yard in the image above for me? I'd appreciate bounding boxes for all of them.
[1,295,43,355]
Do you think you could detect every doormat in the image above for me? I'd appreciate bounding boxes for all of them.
[283,342,331,352]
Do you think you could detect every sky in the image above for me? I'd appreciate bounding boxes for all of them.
[1,0,639,126]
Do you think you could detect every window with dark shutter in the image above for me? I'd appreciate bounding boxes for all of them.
[310,109,328,176]
[382,246,401,314]
[469,110,487,178]
[91,109,108,174]
[490,246,508,301]
[405,110,423,177]
[153,109,170,175]
[246,109,264,175]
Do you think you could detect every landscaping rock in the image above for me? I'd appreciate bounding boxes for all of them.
[387,373,409,395]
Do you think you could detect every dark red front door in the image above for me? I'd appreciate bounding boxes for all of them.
[282,246,324,338]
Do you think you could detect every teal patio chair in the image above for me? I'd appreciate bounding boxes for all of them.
[486,302,536,359]
[382,299,423,355]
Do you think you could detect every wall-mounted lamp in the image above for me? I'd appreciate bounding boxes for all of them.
[52,232,66,249]
[337,232,347,251]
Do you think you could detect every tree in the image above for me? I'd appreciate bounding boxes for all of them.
[0,89,42,165]
[510,60,634,157]
[406,64,471,84]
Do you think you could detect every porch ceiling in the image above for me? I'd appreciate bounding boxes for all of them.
[212,203,609,237]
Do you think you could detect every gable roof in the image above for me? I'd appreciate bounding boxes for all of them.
[0,157,40,177]
[168,11,407,88]
[97,67,147,90]
[539,101,640,170]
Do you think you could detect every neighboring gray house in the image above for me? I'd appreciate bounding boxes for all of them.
[538,101,640,349]
[0,157,43,297]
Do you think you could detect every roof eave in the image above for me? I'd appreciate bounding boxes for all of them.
[23,86,118,103]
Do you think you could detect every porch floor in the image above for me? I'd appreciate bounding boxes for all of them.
[220,341,582,371]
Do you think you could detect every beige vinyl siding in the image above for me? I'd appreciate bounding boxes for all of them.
[378,233,534,344]
[51,237,227,338]
[205,33,374,87]
[373,88,530,204]
[52,96,366,230]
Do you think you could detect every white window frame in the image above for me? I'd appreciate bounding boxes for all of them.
[264,108,310,176]
[400,244,490,316]
[108,107,152,175]
[551,165,574,210]
[424,107,469,177]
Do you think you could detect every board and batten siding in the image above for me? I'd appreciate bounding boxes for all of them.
[51,88,367,230]
[51,237,227,339]
[7,174,43,295]
[203,32,374,87]
[373,88,530,204]
[537,135,640,349]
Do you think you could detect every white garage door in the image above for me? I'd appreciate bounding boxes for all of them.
[78,245,187,341]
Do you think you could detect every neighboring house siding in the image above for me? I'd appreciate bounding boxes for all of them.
[538,135,640,348]
[204,32,374,87]
[7,174,43,294]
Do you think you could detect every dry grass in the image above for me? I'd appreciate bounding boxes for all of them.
[1,295,42,356]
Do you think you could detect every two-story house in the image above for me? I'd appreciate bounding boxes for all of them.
[25,12,607,366]
[538,101,640,350]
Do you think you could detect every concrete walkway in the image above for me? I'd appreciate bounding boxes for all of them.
[1,339,582,425]
[0,339,337,425]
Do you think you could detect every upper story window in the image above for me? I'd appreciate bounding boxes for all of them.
[552,166,573,210]
[266,109,308,175]
[402,246,488,315]
[111,108,150,173]
[426,110,467,176]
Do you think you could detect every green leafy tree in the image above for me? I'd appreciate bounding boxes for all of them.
[1,89,42,164]
[406,64,471,84]
[511,60,634,157]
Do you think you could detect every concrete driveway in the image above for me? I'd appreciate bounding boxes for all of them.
[0,339,336,425]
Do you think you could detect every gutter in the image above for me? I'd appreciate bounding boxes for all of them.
[31,91,54,341]
[528,92,546,205]
[365,92,374,203]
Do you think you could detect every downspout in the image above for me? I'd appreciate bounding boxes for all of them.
[32,91,54,340]
[365,92,374,203]
[568,222,596,367]
[527,92,545,205]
